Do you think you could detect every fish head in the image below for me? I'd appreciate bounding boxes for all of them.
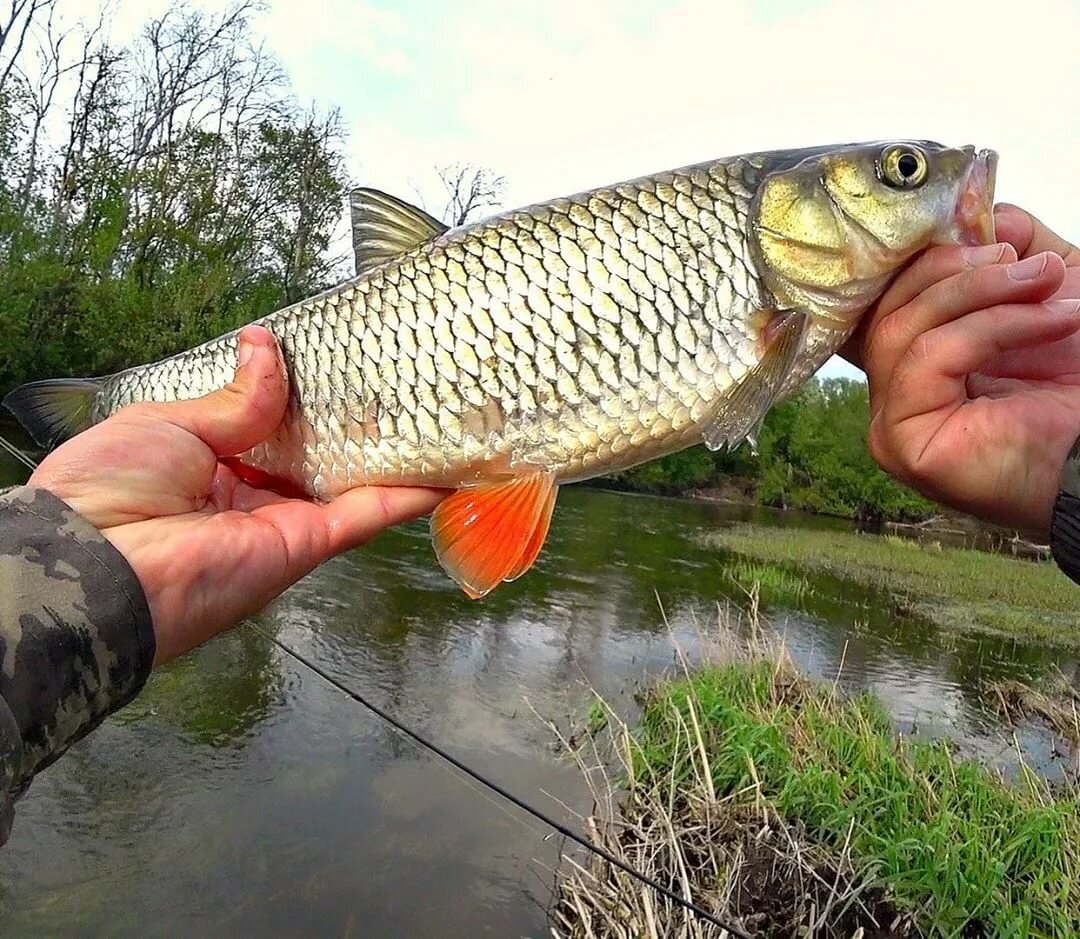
[751,141,998,324]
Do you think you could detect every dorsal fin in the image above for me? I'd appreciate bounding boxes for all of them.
[349,187,449,274]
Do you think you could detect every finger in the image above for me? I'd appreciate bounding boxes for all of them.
[249,485,447,579]
[972,330,1080,382]
[863,252,1066,400]
[319,486,448,555]
[882,243,1018,317]
[885,300,1080,424]
[132,325,288,457]
[841,243,1017,370]
[994,203,1080,264]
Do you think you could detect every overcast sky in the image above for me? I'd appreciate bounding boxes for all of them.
[118,0,1080,380]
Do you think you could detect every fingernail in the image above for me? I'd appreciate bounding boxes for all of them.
[237,338,255,368]
[963,244,1007,265]
[1046,299,1080,315]
[1007,254,1048,281]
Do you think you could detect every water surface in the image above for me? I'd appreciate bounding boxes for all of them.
[0,448,1075,936]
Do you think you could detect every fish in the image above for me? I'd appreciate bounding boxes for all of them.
[4,140,998,598]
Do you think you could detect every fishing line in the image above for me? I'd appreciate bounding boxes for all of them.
[0,432,38,472]
[251,623,751,938]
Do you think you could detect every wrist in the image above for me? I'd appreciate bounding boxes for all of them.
[93,529,182,667]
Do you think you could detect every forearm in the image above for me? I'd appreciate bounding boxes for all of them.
[0,486,155,844]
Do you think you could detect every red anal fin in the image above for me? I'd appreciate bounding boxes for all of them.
[220,457,311,501]
[431,472,558,599]
[505,483,557,583]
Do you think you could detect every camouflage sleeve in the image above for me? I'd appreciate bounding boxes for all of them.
[0,485,155,846]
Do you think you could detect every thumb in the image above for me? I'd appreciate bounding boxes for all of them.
[155,325,289,456]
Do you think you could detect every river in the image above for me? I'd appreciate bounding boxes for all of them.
[0,449,1075,937]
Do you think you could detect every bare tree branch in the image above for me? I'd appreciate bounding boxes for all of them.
[16,0,82,209]
[0,0,51,96]
[435,162,506,226]
[54,12,113,228]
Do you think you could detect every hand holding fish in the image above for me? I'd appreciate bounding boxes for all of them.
[24,325,444,665]
[844,204,1080,537]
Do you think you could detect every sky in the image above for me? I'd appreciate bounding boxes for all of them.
[117,0,1080,381]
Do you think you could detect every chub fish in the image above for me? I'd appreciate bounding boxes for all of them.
[4,141,998,598]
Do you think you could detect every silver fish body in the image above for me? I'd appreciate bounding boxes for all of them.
[5,140,998,596]
[97,153,817,494]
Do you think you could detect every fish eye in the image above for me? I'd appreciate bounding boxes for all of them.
[879,146,928,189]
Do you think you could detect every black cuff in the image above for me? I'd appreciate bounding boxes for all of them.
[1051,491,1080,587]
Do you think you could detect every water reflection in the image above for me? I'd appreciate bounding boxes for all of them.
[113,626,285,748]
[0,447,1076,935]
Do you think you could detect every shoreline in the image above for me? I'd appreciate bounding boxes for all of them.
[585,478,1053,561]
[706,522,1076,649]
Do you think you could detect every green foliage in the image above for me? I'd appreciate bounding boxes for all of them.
[603,376,935,522]
[0,4,350,392]
[605,445,718,492]
[632,659,1080,936]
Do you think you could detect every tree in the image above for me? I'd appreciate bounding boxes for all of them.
[0,0,350,389]
[0,0,53,97]
[254,108,348,302]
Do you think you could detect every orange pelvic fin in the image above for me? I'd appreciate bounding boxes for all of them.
[431,471,559,599]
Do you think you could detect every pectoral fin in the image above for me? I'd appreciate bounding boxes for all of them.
[703,309,809,452]
[431,471,559,599]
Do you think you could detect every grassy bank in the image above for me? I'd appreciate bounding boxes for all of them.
[708,524,1079,647]
[549,634,1080,937]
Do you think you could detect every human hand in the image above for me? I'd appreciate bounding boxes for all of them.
[28,325,445,665]
[841,204,1080,538]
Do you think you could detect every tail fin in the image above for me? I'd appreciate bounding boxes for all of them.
[3,378,102,450]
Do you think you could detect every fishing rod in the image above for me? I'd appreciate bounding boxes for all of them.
[0,429,749,936]
[250,623,752,938]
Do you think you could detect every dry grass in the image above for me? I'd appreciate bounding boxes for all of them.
[544,720,907,938]
[987,676,1080,749]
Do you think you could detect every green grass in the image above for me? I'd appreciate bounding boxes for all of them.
[709,524,1079,647]
[630,656,1080,937]
[721,556,813,602]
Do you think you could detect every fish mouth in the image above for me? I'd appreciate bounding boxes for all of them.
[953,147,998,246]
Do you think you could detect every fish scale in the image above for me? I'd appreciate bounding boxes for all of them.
[5,141,998,597]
